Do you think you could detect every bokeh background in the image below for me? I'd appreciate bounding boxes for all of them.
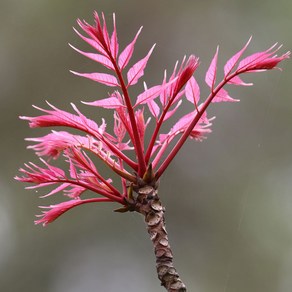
[1,1,291,291]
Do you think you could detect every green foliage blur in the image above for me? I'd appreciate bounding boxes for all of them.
[0,0,291,291]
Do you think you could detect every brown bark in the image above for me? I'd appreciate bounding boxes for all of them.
[126,175,187,292]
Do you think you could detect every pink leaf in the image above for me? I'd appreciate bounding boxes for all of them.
[169,110,212,141]
[101,12,111,50]
[205,46,219,89]
[73,27,107,56]
[110,13,119,59]
[164,100,182,121]
[135,85,162,106]
[135,77,178,107]
[224,37,252,76]
[159,74,168,106]
[185,76,200,105]
[238,52,272,71]
[26,130,94,159]
[118,27,143,70]
[172,56,199,97]
[40,183,70,198]
[82,96,124,109]
[35,198,111,226]
[212,88,239,102]
[238,45,290,71]
[21,102,104,138]
[70,71,119,87]
[113,112,127,143]
[64,185,87,199]
[237,43,279,71]
[127,44,155,86]
[171,111,196,133]
[69,44,114,70]
[227,75,253,86]
[147,99,160,118]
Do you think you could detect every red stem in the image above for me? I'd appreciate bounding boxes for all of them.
[87,128,138,171]
[57,179,124,203]
[109,55,147,176]
[71,149,122,197]
[145,89,180,164]
[86,147,136,182]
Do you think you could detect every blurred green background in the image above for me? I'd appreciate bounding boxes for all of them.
[1,0,291,291]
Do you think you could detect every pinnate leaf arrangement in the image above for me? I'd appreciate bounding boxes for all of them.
[16,12,289,292]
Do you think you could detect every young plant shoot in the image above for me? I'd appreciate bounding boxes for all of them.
[16,12,289,292]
